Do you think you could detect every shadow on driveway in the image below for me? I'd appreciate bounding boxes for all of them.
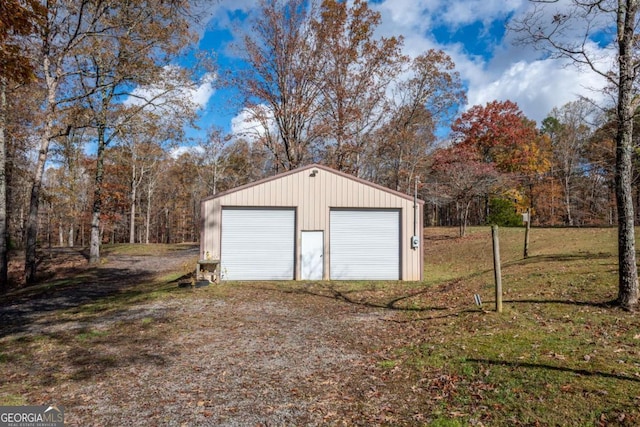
[0,245,198,338]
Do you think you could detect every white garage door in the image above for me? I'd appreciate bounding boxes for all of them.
[330,209,400,280]
[221,208,295,280]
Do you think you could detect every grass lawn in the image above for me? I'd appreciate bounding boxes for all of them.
[310,226,639,425]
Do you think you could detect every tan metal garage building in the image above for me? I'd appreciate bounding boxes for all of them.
[199,163,424,281]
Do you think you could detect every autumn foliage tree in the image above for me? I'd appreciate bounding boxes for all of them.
[452,100,543,173]
[451,100,550,212]
[373,50,465,193]
[24,0,114,283]
[233,0,325,171]
[313,0,405,175]
[12,0,200,282]
[232,0,426,176]
[541,100,597,225]
[75,1,196,264]
[0,0,44,289]
[428,145,503,237]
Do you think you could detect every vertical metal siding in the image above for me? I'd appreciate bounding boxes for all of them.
[200,166,423,281]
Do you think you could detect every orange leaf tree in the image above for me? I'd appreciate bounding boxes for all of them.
[451,100,550,213]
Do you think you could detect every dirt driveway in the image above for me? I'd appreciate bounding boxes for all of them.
[0,246,425,426]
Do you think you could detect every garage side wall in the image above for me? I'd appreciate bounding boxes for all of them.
[200,166,424,281]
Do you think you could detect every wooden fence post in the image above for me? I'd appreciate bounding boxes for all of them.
[524,207,531,259]
[492,225,503,313]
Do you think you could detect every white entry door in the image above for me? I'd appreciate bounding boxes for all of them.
[301,231,324,280]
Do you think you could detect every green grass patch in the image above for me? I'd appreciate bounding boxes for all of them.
[377,359,398,369]
[1,275,94,301]
[75,329,109,342]
[265,227,639,424]
[101,243,195,257]
[399,227,639,425]
[0,393,28,406]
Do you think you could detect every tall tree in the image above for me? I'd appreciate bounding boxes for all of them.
[49,126,91,247]
[451,100,541,174]
[24,0,117,283]
[141,145,166,245]
[233,0,324,171]
[512,0,640,309]
[117,111,178,244]
[428,145,503,237]
[539,116,564,224]
[584,113,617,224]
[195,126,231,196]
[232,0,407,174]
[543,100,596,225]
[71,0,196,264]
[314,0,405,175]
[0,79,7,289]
[0,0,44,289]
[373,50,465,192]
[451,100,549,219]
[20,0,197,279]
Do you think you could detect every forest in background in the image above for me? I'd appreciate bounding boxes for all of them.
[0,0,635,287]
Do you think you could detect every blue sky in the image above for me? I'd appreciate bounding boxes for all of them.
[177,0,613,146]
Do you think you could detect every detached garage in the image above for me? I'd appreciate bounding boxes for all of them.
[200,163,423,281]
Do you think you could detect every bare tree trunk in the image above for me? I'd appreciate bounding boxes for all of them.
[461,201,471,238]
[90,126,106,264]
[25,54,60,283]
[144,191,151,245]
[24,117,54,283]
[129,185,136,244]
[0,78,8,290]
[58,220,64,247]
[46,202,51,249]
[145,185,153,244]
[615,0,639,309]
[457,201,466,237]
[164,206,170,244]
[129,149,139,244]
[563,175,573,226]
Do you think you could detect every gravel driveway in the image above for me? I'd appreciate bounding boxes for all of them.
[0,246,415,426]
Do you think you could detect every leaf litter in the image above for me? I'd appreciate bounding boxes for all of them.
[0,247,421,426]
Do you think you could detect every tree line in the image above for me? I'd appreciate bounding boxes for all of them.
[2,0,638,309]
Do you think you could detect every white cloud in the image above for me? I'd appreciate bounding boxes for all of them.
[441,0,524,27]
[373,0,524,32]
[467,59,610,123]
[170,145,204,159]
[124,67,216,114]
[230,105,276,142]
[190,73,217,109]
[370,0,616,125]
[202,0,617,134]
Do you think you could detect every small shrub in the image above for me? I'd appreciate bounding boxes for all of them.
[487,198,522,227]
